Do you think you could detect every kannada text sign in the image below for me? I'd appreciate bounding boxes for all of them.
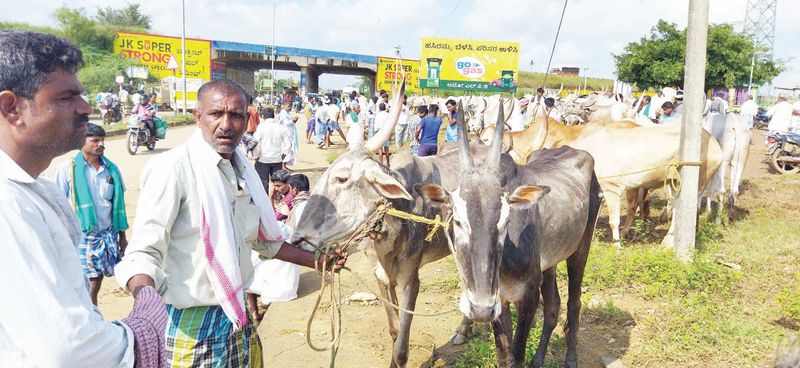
[419,38,520,92]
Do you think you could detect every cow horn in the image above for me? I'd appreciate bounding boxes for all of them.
[503,97,515,124]
[456,101,472,170]
[488,98,506,170]
[531,113,549,152]
[363,76,406,153]
[556,83,563,97]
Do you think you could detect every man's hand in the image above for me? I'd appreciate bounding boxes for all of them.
[273,243,348,272]
[127,274,156,298]
[275,202,290,216]
[317,248,348,273]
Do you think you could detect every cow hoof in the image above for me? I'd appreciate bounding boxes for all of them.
[450,332,467,345]
[612,240,622,249]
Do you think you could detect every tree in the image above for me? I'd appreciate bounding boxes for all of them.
[614,20,784,90]
[95,3,151,30]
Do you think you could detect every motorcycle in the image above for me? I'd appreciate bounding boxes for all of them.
[753,107,770,130]
[126,115,157,155]
[767,131,800,174]
[100,101,122,125]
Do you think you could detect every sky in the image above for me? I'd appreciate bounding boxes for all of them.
[4,0,799,90]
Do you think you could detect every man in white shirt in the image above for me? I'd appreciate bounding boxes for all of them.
[0,30,166,368]
[740,95,758,128]
[394,95,411,148]
[767,95,794,133]
[252,107,292,190]
[116,79,347,366]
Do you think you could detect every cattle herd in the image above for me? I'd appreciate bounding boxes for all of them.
[291,83,751,368]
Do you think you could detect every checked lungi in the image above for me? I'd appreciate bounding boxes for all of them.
[166,305,263,368]
[79,227,120,278]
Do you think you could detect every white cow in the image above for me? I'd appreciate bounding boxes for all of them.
[702,113,752,221]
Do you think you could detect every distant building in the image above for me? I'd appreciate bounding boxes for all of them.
[549,65,580,76]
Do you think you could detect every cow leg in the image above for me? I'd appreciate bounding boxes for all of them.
[450,316,473,345]
[605,192,623,247]
[364,245,401,341]
[390,273,421,368]
[511,285,539,367]
[492,303,513,367]
[640,189,651,220]
[563,238,591,368]
[532,268,560,368]
[620,189,638,238]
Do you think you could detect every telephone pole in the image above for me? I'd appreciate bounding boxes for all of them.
[670,0,709,262]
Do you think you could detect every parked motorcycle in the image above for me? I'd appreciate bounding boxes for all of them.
[767,131,800,174]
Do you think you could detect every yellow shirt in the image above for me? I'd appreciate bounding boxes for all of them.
[115,135,282,309]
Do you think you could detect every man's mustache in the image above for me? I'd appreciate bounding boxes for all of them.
[74,115,89,125]
[215,130,236,139]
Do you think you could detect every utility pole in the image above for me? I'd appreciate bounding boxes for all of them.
[530,59,534,74]
[670,0,709,262]
[181,0,187,114]
[271,3,276,104]
[582,67,589,95]
[747,52,756,96]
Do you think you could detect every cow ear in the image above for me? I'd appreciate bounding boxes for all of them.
[414,183,451,207]
[507,185,550,209]
[365,167,413,200]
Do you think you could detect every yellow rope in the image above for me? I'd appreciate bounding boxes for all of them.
[385,208,452,242]
[303,199,456,367]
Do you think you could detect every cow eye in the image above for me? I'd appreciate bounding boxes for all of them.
[335,176,348,184]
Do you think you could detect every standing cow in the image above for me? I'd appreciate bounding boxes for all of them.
[416,107,601,367]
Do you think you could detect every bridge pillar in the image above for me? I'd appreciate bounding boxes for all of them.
[301,66,319,94]
[225,65,255,95]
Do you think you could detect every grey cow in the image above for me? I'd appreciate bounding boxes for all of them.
[416,107,602,367]
[292,85,501,367]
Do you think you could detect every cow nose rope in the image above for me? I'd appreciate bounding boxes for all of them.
[301,199,456,367]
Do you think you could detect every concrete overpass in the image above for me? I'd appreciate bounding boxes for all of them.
[211,40,377,95]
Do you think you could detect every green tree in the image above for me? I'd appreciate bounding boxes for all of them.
[95,3,151,30]
[614,20,784,90]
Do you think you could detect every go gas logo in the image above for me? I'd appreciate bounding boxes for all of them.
[455,57,485,79]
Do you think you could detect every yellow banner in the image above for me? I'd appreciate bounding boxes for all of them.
[376,57,421,95]
[419,38,520,91]
[113,32,211,81]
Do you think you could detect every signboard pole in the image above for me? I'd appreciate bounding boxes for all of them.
[173,70,177,116]
[181,0,187,114]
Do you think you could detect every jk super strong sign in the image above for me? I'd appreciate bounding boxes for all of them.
[113,32,211,81]
[419,38,520,92]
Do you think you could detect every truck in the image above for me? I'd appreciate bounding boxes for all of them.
[159,76,205,111]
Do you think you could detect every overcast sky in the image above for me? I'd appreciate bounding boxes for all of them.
[5,0,799,90]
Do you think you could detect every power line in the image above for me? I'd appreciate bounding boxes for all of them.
[542,0,569,88]
[434,0,463,37]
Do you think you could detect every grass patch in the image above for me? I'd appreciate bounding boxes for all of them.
[579,242,739,300]
[454,311,565,368]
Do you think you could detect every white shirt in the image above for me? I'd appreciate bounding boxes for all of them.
[398,105,409,126]
[611,102,625,121]
[767,101,794,133]
[740,99,758,116]
[115,135,282,309]
[253,119,292,164]
[0,149,134,368]
[374,110,389,130]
